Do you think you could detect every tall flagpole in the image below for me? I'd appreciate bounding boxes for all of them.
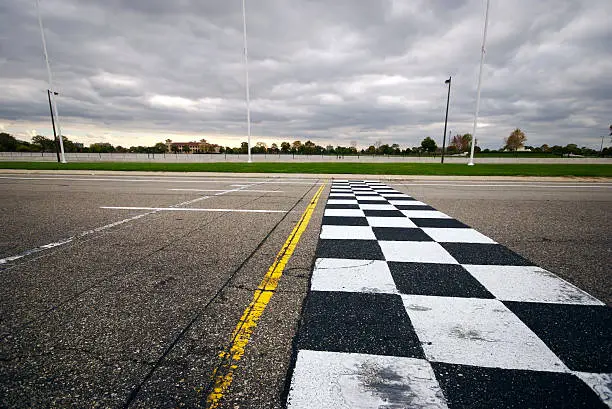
[36,0,67,163]
[468,0,490,166]
[242,0,252,163]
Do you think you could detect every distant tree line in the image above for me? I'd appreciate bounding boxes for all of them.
[0,133,169,154]
[1,130,610,157]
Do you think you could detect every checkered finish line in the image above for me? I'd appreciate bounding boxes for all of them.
[286,180,611,409]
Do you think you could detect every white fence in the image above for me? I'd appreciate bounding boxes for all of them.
[0,151,610,164]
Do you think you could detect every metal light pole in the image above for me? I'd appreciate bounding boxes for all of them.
[36,0,67,163]
[47,90,60,162]
[468,0,490,166]
[441,77,451,164]
[242,0,252,163]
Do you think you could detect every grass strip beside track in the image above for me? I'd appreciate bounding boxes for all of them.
[1,161,611,177]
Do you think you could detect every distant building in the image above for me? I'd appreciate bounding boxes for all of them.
[165,139,220,153]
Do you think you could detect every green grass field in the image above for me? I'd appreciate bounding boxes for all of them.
[1,161,611,177]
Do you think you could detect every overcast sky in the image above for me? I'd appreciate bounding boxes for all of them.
[1,0,610,149]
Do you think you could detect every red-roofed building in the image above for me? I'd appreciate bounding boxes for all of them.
[165,139,220,153]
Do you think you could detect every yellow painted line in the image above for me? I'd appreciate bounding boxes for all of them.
[204,183,326,408]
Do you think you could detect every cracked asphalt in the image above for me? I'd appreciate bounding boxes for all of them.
[0,172,609,408]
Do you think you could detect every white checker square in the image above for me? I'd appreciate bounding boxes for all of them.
[359,204,397,211]
[355,196,387,201]
[574,372,612,406]
[463,265,605,305]
[401,295,569,372]
[352,188,373,191]
[379,241,458,264]
[324,209,365,217]
[329,192,355,197]
[327,199,358,205]
[401,210,451,219]
[381,193,412,198]
[287,350,448,409]
[311,258,397,293]
[422,228,496,244]
[320,225,375,240]
[388,200,428,206]
[366,217,417,228]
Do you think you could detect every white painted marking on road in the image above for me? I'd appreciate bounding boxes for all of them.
[323,209,365,217]
[463,265,604,305]
[0,213,153,265]
[0,238,73,264]
[574,372,612,406]
[422,228,497,244]
[326,199,358,205]
[388,200,428,206]
[366,217,417,228]
[401,295,569,372]
[359,204,397,211]
[0,183,264,265]
[320,226,375,240]
[100,206,286,213]
[355,196,387,201]
[311,258,397,294]
[379,241,459,264]
[168,188,283,193]
[400,210,451,219]
[287,350,448,409]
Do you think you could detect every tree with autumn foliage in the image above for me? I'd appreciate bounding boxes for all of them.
[450,133,472,153]
[504,128,527,151]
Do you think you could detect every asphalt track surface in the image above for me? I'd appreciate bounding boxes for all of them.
[0,173,610,408]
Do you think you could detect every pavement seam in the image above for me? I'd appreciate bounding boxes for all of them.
[0,183,258,269]
[0,184,271,340]
[203,183,325,408]
[120,180,321,408]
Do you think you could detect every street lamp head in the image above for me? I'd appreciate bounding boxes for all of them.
[445,77,451,84]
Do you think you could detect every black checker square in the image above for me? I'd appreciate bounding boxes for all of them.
[321,216,368,226]
[363,209,406,218]
[441,243,534,266]
[431,362,608,409]
[357,199,391,205]
[504,302,612,373]
[353,192,379,196]
[325,204,360,210]
[381,196,416,201]
[388,262,494,298]
[395,204,436,211]
[373,227,433,241]
[410,218,470,228]
[316,239,385,260]
[297,291,425,358]
[328,195,355,200]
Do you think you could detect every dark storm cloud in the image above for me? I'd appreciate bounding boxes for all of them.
[0,0,610,148]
